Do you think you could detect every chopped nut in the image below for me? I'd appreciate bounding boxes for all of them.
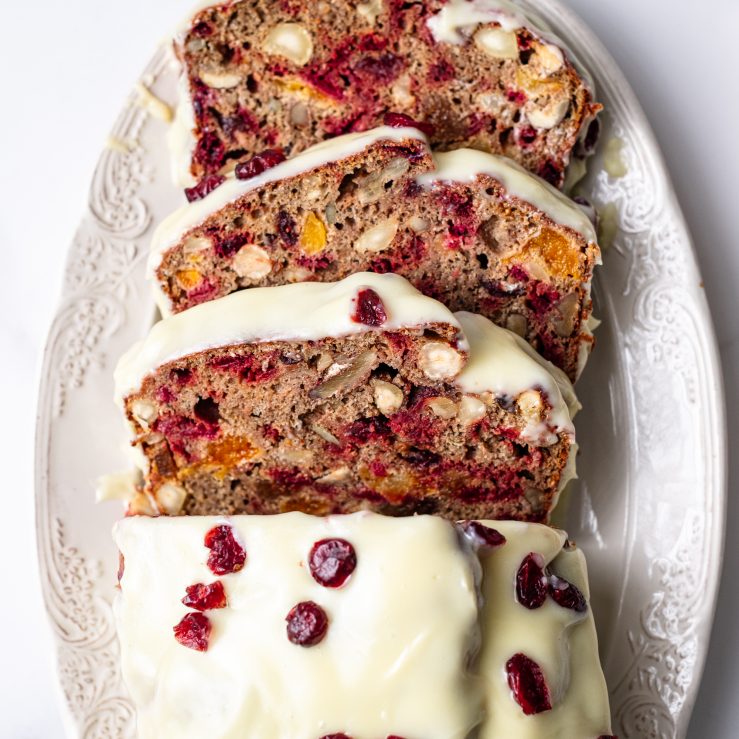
[517,389,544,423]
[299,212,327,254]
[474,27,518,59]
[262,23,314,66]
[231,244,272,280]
[182,236,213,255]
[131,399,156,427]
[176,269,202,290]
[526,96,569,130]
[355,218,399,253]
[357,0,383,25]
[129,491,158,516]
[282,265,313,282]
[391,74,415,106]
[419,342,464,380]
[553,293,579,338]
[277,443,315,466]
[358,160,410,204]
[290,101,310,127]
[317,466,351,484]
[408,215,428,233]
[427,397,458,419]
[157,482,187,515]
[310,350,378,399]
[458,396,487,425]
[316,352,334,373]
[199,70,243,89]
[373,380,404,415]
[505,314,528,337]
[535,44,564,75]
[312,424,341,446]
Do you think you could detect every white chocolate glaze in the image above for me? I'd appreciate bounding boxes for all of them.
[114,514,612,738]
[114,272,465,404]
[455,311,578,445]
[427,0,526,43]
[114,512,483,739]
[167,71,199,187]
[149,125,428,292]
[475,520,612,738]
[419,148,598,244]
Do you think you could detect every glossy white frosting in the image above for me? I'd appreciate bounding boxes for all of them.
[114,272,465,404]
[114,512,482,738]
[456,311,577,444]
[114,514,612,738]
[167,70,198,187]
[427,0,526,42]
[476,520,612,738]
[418,148,597,244]
[149,125,428,295]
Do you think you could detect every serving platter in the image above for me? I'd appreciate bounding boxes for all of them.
[35,1,726,736]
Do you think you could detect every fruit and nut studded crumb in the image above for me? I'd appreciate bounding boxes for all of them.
[173,0,600,187]
[153,132,598,380]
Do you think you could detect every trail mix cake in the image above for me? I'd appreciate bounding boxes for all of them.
[151,126,600,381]
[115,273,578,521]
[169,0,601,188]
[113,512,614,738]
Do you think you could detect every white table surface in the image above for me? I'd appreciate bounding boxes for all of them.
[1,1,736,736]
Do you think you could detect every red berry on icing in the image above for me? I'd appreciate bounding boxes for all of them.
[319,735,352,739]
[182,581,228,611]
[548,574,587,613]
[204,525,246,575]
[516,553,548,609]
[351,288,387,326]
[184,174,226,202]
[383,112,435,137]
[459,521,507,550]
[286,601,329,646]
[173,612,212,652]
[309,539,357,588]
[506,652,552,715]
[235,148,286,180]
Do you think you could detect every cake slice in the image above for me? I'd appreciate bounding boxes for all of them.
[113,512,614,738]
[151,126,600,381]
[169,0,601,188]
[115,273,578,521]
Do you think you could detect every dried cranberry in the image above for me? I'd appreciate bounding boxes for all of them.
[309,539,357,588]
[383,112,435,137]
[506,88,527,104]
[516,553,548,609]
[277,210,298,246]
[173,612,212,651]
[518,126,538,146]
[286,601,328,646]
[191,20,213,37]
[319,735,352,739]
[193,131,226,170]
[427,59,455,83]
[459,521,507,550]
[184,174,226,202]
[548,574,587,613]
[355,53,403,82]
[182,581,227,611]
[506,652,552,715]
[234,148,286,180]
[538,160,562,187]
[204,525,246,575]
[351,288,387,326]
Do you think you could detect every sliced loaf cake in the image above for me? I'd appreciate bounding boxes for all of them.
[115,273,578,521]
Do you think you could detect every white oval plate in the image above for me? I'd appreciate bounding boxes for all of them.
[35,2,726,737]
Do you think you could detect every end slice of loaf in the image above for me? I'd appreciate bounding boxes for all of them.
[151,126,600,381]
[170,0,601,188]
[115,273,578,522]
